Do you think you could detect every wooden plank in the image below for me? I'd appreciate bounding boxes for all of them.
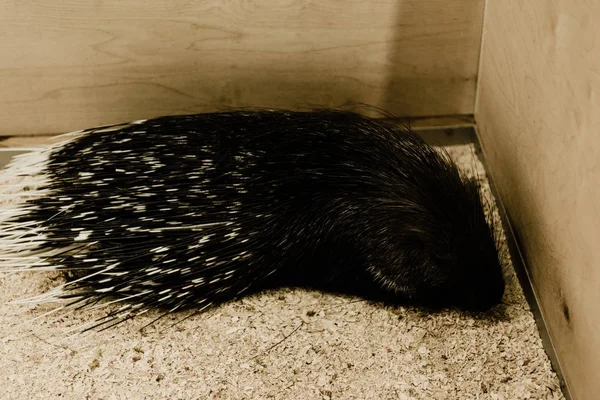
[476,1,600,398]
[397,114,475,130]
[0,0,484,136]
[0,136,63,149]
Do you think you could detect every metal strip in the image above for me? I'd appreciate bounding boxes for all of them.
[465,126,571,400]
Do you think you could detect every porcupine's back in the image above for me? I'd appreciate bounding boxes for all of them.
[0,109,504,324]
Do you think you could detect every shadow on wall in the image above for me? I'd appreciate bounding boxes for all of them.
[381,0,485,118]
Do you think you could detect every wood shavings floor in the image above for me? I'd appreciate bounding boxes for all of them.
[0,143,565,400]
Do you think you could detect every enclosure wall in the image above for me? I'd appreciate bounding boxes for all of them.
[0,0,484,136]
[476,1,600,399]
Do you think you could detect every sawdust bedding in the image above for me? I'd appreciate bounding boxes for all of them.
[0,143,564,400]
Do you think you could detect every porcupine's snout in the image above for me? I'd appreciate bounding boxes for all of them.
[430,257,505,312]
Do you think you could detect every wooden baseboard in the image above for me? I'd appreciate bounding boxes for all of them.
[0,114,476,149]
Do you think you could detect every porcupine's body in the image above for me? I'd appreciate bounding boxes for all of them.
[0,110,504,325]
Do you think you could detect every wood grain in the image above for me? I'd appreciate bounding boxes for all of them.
[0,0,484,136]
[476,1,600,398]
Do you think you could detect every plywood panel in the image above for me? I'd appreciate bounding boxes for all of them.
[476,1,600,398]
[0,0,484,136]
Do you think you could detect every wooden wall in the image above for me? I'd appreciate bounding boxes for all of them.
[476,1,600,399]
[0,0,484,136]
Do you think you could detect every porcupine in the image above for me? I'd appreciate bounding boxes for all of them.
[0,109,505,328]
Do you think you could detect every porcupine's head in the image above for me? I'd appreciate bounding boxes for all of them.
[333,116,505,312]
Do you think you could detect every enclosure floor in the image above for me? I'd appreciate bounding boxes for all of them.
[0,144,564,400]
